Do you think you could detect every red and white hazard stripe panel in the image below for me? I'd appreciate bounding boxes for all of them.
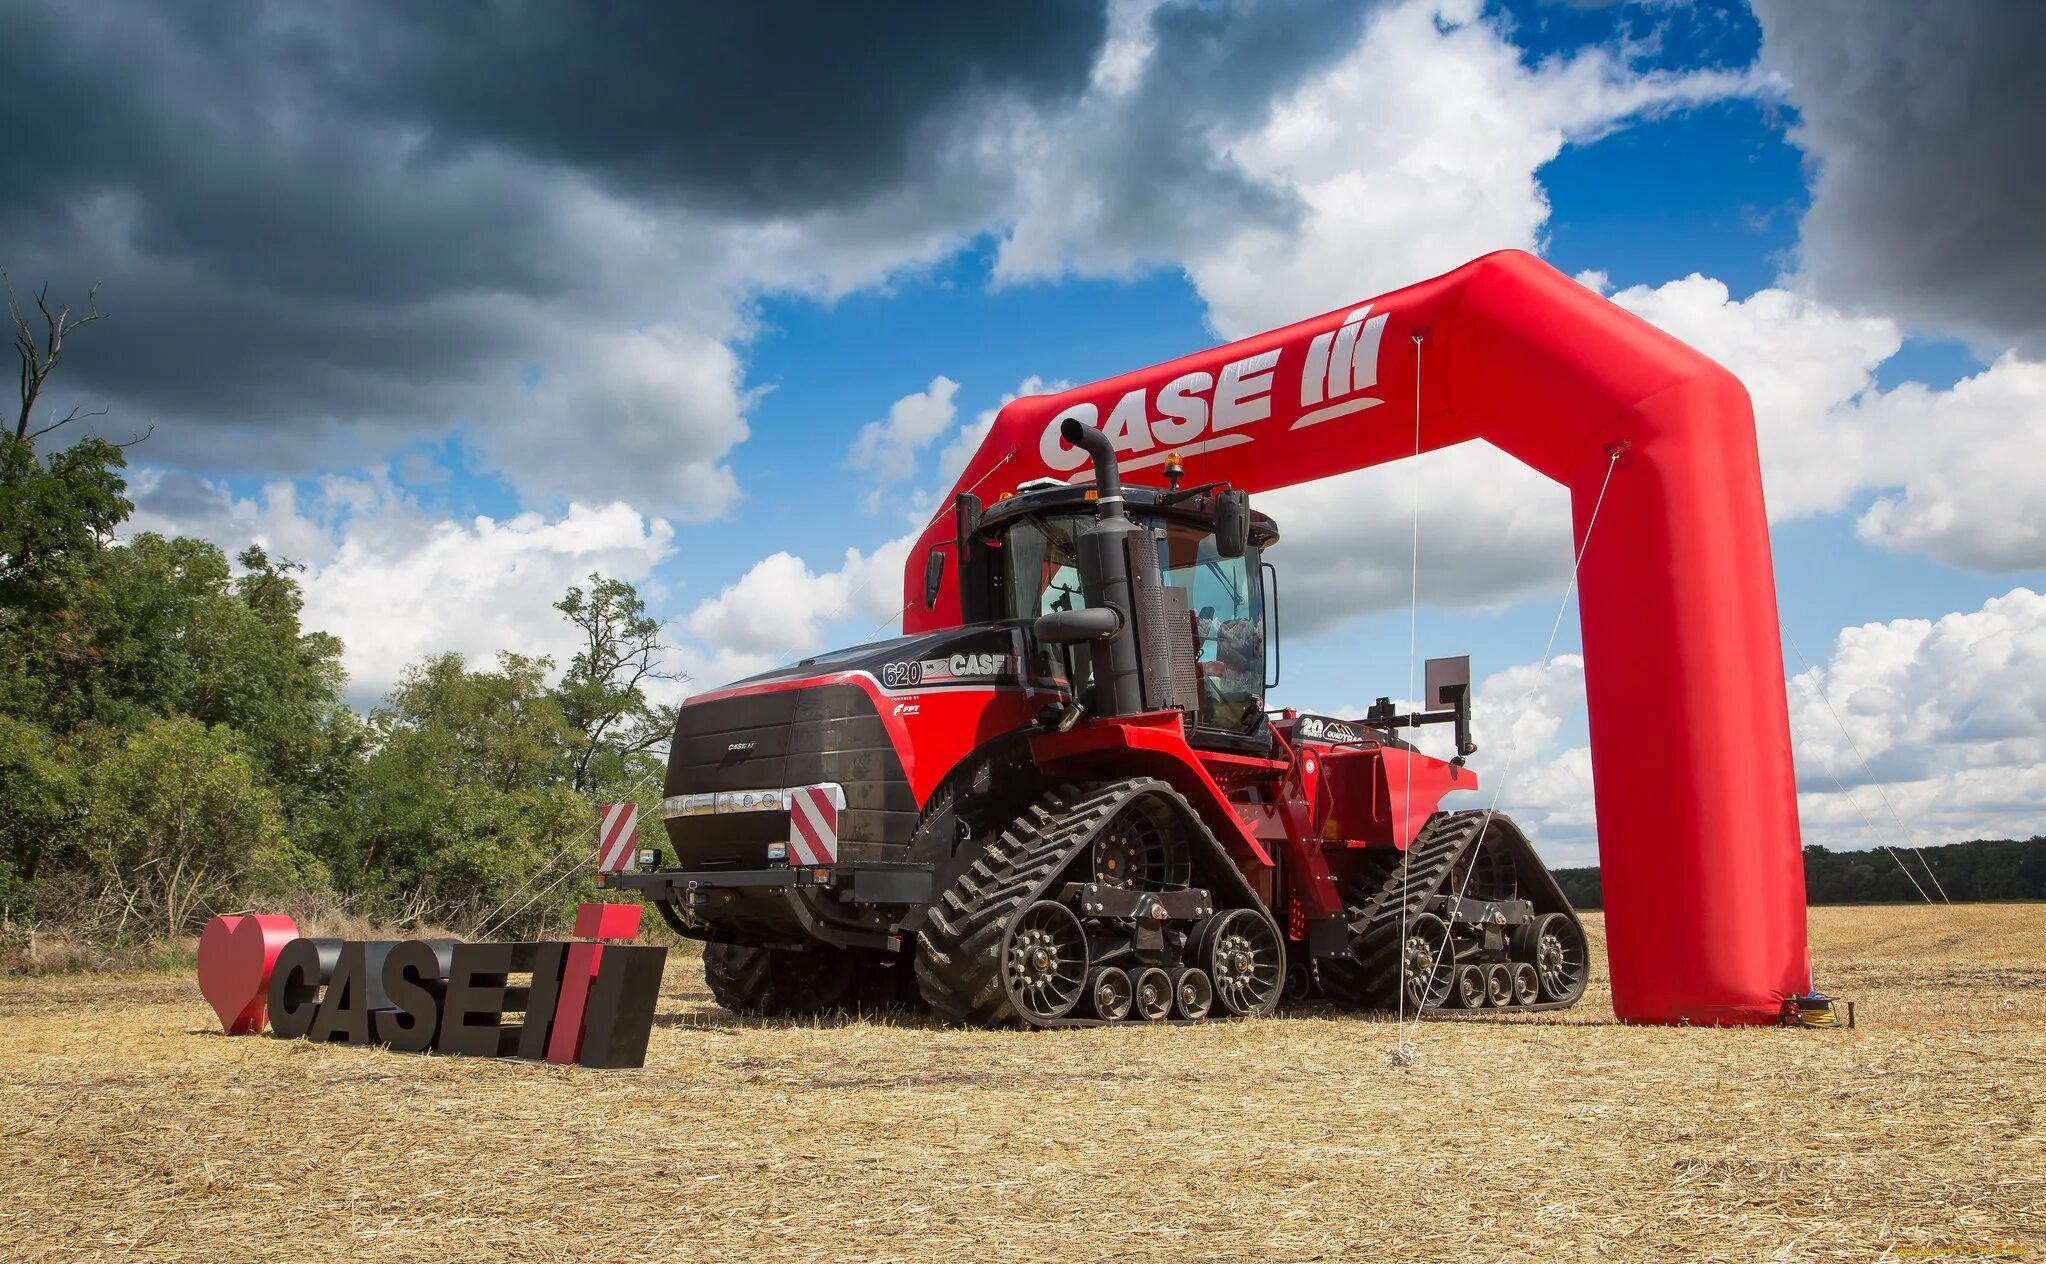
[787,784,842,866]
[596,803,639,873]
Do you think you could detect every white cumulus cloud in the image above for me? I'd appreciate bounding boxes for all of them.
[846,376,962,506]
[998,0,1760,339]
[1847,356,2046,570]
[1362,589,2046,868]
[1607,275,2046,571]
[127,468,679,708]
[682,533,918,686]
[937,375,1069,486]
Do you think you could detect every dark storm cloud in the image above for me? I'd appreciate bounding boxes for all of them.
[0,4,576,307]
[0,0,1110,485]
[328,3,1109,213]
[1753,1,2046,355]
[1112,0,1376,242]
[1001,0,1379,274]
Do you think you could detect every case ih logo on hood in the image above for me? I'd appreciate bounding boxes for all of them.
[1039,305,1391,482]
[884,652,1016,688]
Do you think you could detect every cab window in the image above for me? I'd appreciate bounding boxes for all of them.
[993,512,1089,619]
[992,512,1094,697]
[1156,522,1263,732]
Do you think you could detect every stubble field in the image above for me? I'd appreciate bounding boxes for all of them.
[1,904,2041,1262]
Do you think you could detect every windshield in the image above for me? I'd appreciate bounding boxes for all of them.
[1155,521,1264,733]
[990,510,1264,732]
[993,512,1095,700]
[994,512,1091,619]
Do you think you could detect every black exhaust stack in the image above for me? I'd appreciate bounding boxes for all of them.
[1032,418,1188,719]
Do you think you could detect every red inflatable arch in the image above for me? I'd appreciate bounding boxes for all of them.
[903,249,1808,1025]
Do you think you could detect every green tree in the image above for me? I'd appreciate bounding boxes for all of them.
[0,433,132,615]
[1,274,132,616]
[551,574,682,796]
[77,717,299,941]
[0,715,80,912]
[18,535,352,763]
[377,651,577,794]
[322,651,585,929]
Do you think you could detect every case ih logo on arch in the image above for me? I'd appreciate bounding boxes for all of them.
[1039,304,1392,481]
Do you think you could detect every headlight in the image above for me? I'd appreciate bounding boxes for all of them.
[766,842,789,862]
[662,786,823,818]
[717,789,785,812]
[662,793,717,818]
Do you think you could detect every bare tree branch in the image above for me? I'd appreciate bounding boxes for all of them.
[5,270,109,445]
[23,404,111,445]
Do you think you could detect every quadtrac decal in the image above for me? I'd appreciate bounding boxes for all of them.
[1296,714,1365,745]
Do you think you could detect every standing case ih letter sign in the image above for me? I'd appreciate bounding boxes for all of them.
[196,902,666,1069]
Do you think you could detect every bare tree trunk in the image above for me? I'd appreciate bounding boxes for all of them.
[5,271,110,446]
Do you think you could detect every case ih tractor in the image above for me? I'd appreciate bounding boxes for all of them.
[612,417,1588,1027]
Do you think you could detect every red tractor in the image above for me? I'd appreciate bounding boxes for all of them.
[612,417,1588,1026]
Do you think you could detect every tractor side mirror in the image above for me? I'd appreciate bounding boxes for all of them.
[922,548,947,609]
[1215,488,1249,559]
[1424,654,1476,761]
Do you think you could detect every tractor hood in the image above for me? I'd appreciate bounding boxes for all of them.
[697,620,1063,698]
[662,621,1069,869]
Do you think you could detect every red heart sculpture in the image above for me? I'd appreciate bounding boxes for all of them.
[197,913,299,1034]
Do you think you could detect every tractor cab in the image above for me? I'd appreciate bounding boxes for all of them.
[952,457,1281,751]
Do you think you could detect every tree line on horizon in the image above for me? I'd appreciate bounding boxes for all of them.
[1553,837,2046,909]
[1,278,678,965]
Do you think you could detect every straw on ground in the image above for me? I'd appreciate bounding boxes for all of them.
[1,905,2040,1262]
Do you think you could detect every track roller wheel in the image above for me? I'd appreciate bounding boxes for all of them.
[1086,966,1134,1021]
[1483,963,1514,1007]
[1509,962,1540,1006]
[1171,968,1213,1020]
[1447,963,1485,1009]
[1003,900,1090,1023]
[1396,913,1456,1011]
[702,942,858,1018]
[1515,912,1588,1004]
[1281,962,1316,1006]
[1194,908,1284,1018]
[1132,967,1173,1021]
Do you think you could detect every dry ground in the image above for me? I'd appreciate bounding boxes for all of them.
[1,905,2041,1263]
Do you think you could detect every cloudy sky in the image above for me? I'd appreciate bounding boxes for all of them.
[8,0,2043,867]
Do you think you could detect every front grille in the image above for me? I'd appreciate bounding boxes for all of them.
[662,683,917,866]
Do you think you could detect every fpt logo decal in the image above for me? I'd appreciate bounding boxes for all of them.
[881,652,1016,689]
[1038,304,1390,482]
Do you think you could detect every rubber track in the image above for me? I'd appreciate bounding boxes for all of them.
[705,942,915,1017]
[703,942,844,1017]
[914,778,1162,1027]
[1317,811,1485,1012]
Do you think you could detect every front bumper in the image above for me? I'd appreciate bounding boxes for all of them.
[605,860,932,901]
[601,860,936,942]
